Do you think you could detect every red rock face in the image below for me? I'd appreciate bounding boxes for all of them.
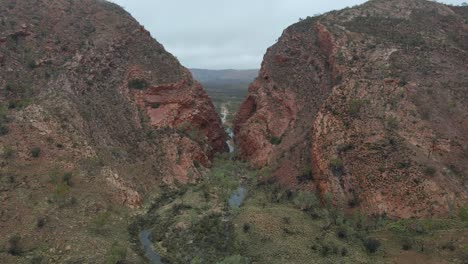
[130,71,227,155]
[235,0,468,218]
[234,18,337,189]
[0,0,227,205]
[126,66,227,183]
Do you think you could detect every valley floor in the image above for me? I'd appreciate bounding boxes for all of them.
[133,155,468,264]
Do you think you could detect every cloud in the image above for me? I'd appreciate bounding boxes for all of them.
[109,0,466,69]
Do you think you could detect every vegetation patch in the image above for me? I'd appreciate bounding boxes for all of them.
[128,79,149,90]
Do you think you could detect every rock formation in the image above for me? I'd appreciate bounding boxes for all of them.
[0,0,226,262]
[235,0,467,218]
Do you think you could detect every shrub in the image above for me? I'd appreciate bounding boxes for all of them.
[62,172,73,186]
[423,166,436,176]
[106,242,127,264]
[53,183,70,204]
[293,191,320,211]
[0,124,9,135]
[30,147,41,158]
[37,216,46,228]
[385,117,399,130]
[459,206,468,222]
[341,247,348,256]
[337,228,347,239]
[401,237,414,250]
[396,161,410,169]
[330,158,344,176]
[320,244,331,257]
[363,237,381,253]
[218,255,249,264]
[269,136,282,145]
[441,241,456,251]
[128,79,148,89]
[27,59,36,69]
[8,235,21,255]
[0,106,9,136]
[3,145,14,158]
[31,256,43,264]
[348,99,364,117]
[92,211,111,234]
[243,223,251,233]
[150,102,160,109]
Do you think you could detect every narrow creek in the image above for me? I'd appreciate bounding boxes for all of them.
[221,105,235,153]
[138,103,245,263]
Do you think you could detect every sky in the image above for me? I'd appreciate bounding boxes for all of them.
[109,0,466,69]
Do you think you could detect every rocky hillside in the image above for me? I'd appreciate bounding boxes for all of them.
[234,0,467,218]
[0,0,225,262]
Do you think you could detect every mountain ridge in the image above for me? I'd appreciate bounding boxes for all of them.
[234,0,468,218]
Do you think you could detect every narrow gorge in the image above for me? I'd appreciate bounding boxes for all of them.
[0,0,467,263]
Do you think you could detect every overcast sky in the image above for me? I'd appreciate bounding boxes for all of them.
[109,0,466,69]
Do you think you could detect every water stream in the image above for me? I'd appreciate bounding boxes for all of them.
[138,103,243,263]
[221,105,235,153]
[138,230,163,264]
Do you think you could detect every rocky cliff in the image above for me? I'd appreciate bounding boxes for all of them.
[0,0,226,262]
[235,0,467,218]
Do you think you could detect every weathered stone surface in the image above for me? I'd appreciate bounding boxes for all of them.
[235,0,468,218]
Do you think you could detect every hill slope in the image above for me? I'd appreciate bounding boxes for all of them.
[234,0,468,218]
[0,0,226,262]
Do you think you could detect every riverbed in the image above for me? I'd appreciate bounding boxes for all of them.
[138,103,243,263]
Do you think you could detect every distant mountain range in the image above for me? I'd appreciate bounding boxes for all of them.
[190,68,258,84]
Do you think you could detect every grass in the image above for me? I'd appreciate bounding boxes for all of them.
[232,188,372,263]
[131,157,252,262]
[132,155,468,264]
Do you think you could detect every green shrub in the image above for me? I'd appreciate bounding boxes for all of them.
[293,191,320,211]
[423,166,436,176]
[441,240,456,251]
[385,117,399,130]
[269,136,282,145]
[3,145,14,158]
[27,59,36,69]
[53,183,70,204]
[0,124,9,135]
[243,223,251,233]
[363,237,381,253]
[348,99,364,117]
[0,105,9,136]
[150,102,160,109]
[8,98,32,109]
[62,172,73,186]
[341,247,348,256]
[8,235,21,255]
[401,237,414,250]
[218,255,249,264]
[128,79,148,89]
[106,242,127,264]
[336,227,348,239]
[330,158,344,176]
[92,211,111,233]
[37,216,46,228]
[30,256,43,264]
[459,206,468,222]
[30,147,41,158]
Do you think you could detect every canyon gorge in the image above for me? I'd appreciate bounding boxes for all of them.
[0,0,467,263]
